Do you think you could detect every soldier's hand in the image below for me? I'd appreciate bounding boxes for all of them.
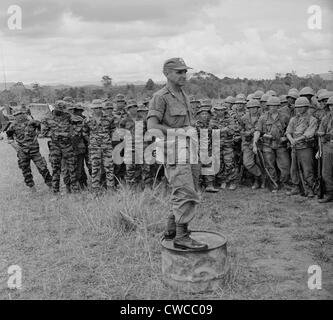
[263,134,272,139]
[289,137,296,146]
[315,150,321,159]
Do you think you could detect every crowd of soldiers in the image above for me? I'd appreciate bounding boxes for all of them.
[192,87,333,203]
[1,86,333,203]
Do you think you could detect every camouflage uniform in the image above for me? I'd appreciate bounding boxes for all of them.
[6,111,52,189]
[41,103,80,193]
[120,100,144,188]
[210,106,240,187]
[195,102,215,190]
[63,114,89,190]
[83,113,116,192]
[112,94,127,183]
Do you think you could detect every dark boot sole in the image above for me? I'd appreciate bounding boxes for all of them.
[173,242,208,251]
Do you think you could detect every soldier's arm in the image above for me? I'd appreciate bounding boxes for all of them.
[6,123,15,141]
[147,94,172,135]
[317,116,327,137]
[82,119,90,143]
[40,118,51,138]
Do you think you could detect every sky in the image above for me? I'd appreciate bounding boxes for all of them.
[0,0,332,84]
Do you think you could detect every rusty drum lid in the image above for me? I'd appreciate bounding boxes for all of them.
[161,230,227,252]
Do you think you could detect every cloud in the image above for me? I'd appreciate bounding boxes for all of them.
[0,0,332,83]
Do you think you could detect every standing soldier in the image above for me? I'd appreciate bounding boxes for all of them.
[286,97,318,197]
[41,101,79,195]
[253,97,290,192]
[147,57,207,251]
[210,104,239,190]
[317,96,333,202]
[66,103,89,190]
[6,109,52,192]
[224,96,236,111]
[113,94,127,183]
[259,93,270,116]
[83,100,116,193]
[279,89,299,122]
[120,99,142,188]
[195,100,218,193]
[240,99,263,189]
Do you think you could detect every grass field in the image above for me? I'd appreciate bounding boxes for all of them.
[0,139,332,300]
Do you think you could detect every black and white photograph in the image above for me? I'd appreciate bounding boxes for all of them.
[0,0,332,304]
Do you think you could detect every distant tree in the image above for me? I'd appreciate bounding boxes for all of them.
[101,75,112,97]
[145,79,155,91]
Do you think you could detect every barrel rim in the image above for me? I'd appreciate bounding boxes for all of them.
[161,230,227,252]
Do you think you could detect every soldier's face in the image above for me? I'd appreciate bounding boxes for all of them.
[295,107,306,115]
[166,69,187,86]
[128,106,138,118]
[308,107,316,115]
[269,105,279,113]
[320,100,327,110]
[249,107,258,116]
[329,105,333,113]
[199,111,210,122]
[287,97,296,106]
[93,108,103,117]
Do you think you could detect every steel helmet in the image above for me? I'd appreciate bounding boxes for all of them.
[253,90,264,99]
[295,97,310,108]
[260,94,270,102]
[246,99,261,108]
[299,87,315,97]
[266,90,277,96]
[225,96,236,104]
[266,96,281,106]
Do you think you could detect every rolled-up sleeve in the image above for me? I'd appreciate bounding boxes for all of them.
[317,116,328,135]
[255,116,265,132]
[286,118,295,135]
[147,94,165,122]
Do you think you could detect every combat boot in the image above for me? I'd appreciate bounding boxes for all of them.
[219,182,227,189]
[205,182,219,193]
[307,189,315,198]
[173,224,208,251]
[163,214,176,240]
[318,193,333,203]
[252,176,261,190]
[286,186,301,196]
[229,183,237,190]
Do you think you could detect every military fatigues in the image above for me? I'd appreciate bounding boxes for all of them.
[120,115,149,188]
[63,115,89,190]
[41,112,79,193]
[286,114,318,192]
[210,113,239,186]
[240,113,262,178]
[112,108,127,183]
[83,115,116,192]
[317,113,333,196]
[148,83,200,225]
[256,112,290,185]
[6,116,52,188]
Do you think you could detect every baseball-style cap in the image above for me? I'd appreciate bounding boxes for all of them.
[126,99,138,109]
[163,57,192,70]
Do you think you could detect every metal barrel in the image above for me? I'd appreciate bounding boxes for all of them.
[161,231,228,293]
